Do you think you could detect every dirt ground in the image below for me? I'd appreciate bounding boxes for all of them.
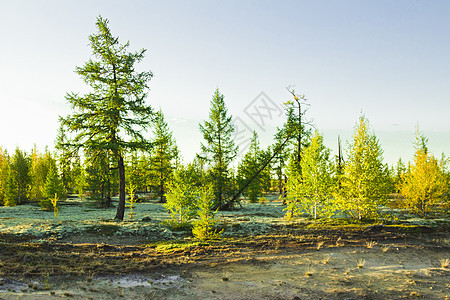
[0,225,449,299]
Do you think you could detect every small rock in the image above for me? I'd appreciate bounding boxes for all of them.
[142,217,152,222]
[0,278,4,286]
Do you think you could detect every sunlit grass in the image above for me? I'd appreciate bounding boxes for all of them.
[365,240,377,249]
[322,254,332,264]
[305,264,315,277]
[381,245,390,252]
[440,258,449,268]
[316,241,325,251]
[357,259,366,268]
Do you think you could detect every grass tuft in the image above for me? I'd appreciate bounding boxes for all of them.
[440,258,449,268]
[357,259,366,268]
[316,241,325,251]
[365,240,377,249]
[305,264,315,277]
[322,254,332,264]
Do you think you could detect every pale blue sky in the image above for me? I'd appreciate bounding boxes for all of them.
[1,0,449,165]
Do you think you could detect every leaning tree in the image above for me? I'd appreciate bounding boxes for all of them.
[60,16,153,220]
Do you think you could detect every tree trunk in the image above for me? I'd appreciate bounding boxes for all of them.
[115,155,126,221]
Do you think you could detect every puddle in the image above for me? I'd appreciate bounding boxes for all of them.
[95,274,186,290]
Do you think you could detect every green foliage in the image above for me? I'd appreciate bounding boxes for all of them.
[60,16,153,221]
[4,148,31,205]
[284,88,311,177]
[392,158,407,193]
[4,166,16,207]
[192,185,223,240]
[126,182,137,219]
[286,131,335,219]
[50,194,60,217]
[399,130,448,217]
[199,89,238,210]
[84,150,116,207]
[40,164,64,211]
[71,156,86,200]
[42,164,64,199]
[259,196,268,204]
[126,151,148,193]
[337,115,390,220]
[272,129,289,197]
[164,166,198,228]
[0,147,9,205]
[148,110,178,202]
[184,158,207,188]
[29,147,54,202]
[237,131,271,202]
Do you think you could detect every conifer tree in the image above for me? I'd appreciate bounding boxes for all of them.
[71,155,86,200]
[42,164,64,200]
[84,149,115,207]
[400,130,448,217]
[284,88,311,177]
[5,148,31,205]
[149,110,178,202]
[40,164,64,211]
[199,89,238,210]
[60,16,153,220]
[0,148,9,205]
[286,131,334,219]
[55,123,72,196]
[338,115,390,219]
[237,131,269,202]
[272,129,289,198]
[4,166,17,207]
[164,166,198,228]
[393,158,406,193]
[29,147,55,201]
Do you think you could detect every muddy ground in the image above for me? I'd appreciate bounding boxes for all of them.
[0,225,449,299]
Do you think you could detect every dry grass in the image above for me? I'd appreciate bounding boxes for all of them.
[316,241,325,251]
[322,254,332,265]
[440,258,449,269]
[357,259,366,268]
[305,264,315,277]
[381,245,390,252]
[365,240,377,249]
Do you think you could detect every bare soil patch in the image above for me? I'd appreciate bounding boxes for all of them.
[0,225,449,299]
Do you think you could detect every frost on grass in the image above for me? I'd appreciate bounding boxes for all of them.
[0,200,174,241]
[218,201,285,237]
[0,199,288,241]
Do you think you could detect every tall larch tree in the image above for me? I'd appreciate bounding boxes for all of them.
[287,131,334,219]
[237,131,270,202]
[400,130,448,217]
[149,109,178,202]
[0,148,9,205]
[29,147,55,202]
[272,129,289,198]
[5,148,31,205]
[199,89,238,210]
[284,87,311,178]
[60,16,153,220]
[339,115,390,220]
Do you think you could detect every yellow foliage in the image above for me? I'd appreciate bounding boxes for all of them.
[400,148,447,217]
